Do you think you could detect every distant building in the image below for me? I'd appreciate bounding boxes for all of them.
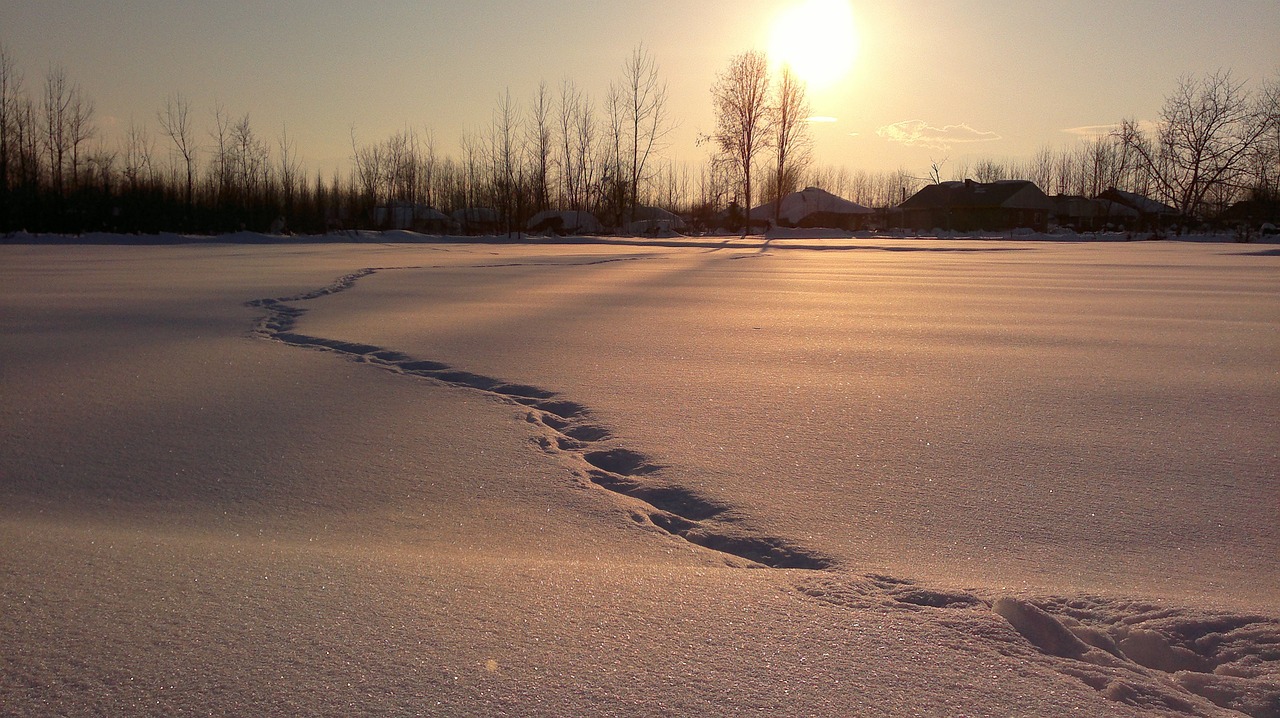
[1216,197,1280,229]
[1051,195,1138,231]
[372,201,453,233]
[626,205,687,235]
[898,179,1053,232]
[751,187,875,230]
[526,209,602,235]
[1094,188,1180,231]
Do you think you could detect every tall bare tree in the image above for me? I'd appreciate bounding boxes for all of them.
[617,44,672,224]
[490,89,522,234]
[709,51,772,232]
[556,79,597,212]
[0,45,18,199]
[277,124,301,216]
[1120,70,1275,218]
[770,65,811,223]
[158,93,196,210]
[0,45,23,230]
[527,81,552,213]
[1251,73,1280,201]
[65,82,94,191]
[121,118,155,192]
[42,67,73,195]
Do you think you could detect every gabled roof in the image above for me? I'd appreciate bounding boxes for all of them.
[1095,188,1179,215]
[751,187,873,222]
[900,180,1052,210]
[526,210,602,233]
[632,205,683,223]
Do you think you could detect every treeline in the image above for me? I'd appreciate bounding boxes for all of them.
[1,41,1276,236]
[0,44,700,235]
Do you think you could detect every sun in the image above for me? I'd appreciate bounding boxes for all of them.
[768,0,859,91]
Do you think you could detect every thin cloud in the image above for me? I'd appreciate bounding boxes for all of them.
[1062,123,1121,138]
[1062,120,1159,138]
[876,120,1001,149]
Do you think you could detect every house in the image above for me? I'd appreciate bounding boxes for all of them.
[626,205,687,235]
[1051,195,1138,231]
[452,207,501,235]
[372,201,453,233]
[1094,188,1179,230]
[751,187,874,230]
[526,209,603,235]
[1216,197,1280,230]
[898,179,1053,232]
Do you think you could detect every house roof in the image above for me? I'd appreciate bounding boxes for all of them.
[751,187,873,223]
[1095,188,1179,215]
[632,205,683,223]
[1053,195,1139,219]
[526,210,602,232]
[900,180,1052,211]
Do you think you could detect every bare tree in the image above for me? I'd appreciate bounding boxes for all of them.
[1249,73,1280,201]
[617,44,672,225]
[603,83,627,225]
[527,81,552,213]
[490,89,522,234]
[419,129,437,209]
[65,82,94,191]
[770,65,811,223]
[0,45,19,199]
[121,118,155,192]
[557,79,580,210]
[350,126,384,216]
[13,94,39,192]
[158,93,196,210]
[555,80,597,213]
[1120,70,1274,219]
[277,124,301,216]
[972,158,1008,183]
[42,67,73,195]
[709,50,772,233]
[209,103,235,203]
[229,113,270,206]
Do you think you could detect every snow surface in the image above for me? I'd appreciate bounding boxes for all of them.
[2,236,1277,716]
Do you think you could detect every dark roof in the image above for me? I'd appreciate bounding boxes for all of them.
[900,180,1051,210]
[1095,188,1179,215]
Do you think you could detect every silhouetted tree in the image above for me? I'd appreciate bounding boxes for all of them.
[770,65,811,223]
[158,93,196,215]
[1120,70,1275,219]
[491,89,522,234]
[277,124,301,222]
[527,81,552,214]
[709,50,772,233]
[617,44,672,225]
[0,45,19,228]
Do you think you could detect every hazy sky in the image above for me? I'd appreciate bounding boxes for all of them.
[2,0,1278,180]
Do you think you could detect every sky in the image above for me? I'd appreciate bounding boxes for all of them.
[2,0,1278,182]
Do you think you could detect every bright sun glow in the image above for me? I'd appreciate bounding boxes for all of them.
[768,0,859,91]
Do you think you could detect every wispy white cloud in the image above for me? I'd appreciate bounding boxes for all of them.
[1061,123,1121,138]
[876,120,1001,149]
[1062,120,1160,138]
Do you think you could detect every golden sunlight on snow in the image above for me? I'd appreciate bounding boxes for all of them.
[768,0,859,90]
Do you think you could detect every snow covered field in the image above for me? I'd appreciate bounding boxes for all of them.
[2,236,1277,716]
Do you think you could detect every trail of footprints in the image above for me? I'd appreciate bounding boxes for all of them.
[248,267,1279,717]
[246,268,834,570]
